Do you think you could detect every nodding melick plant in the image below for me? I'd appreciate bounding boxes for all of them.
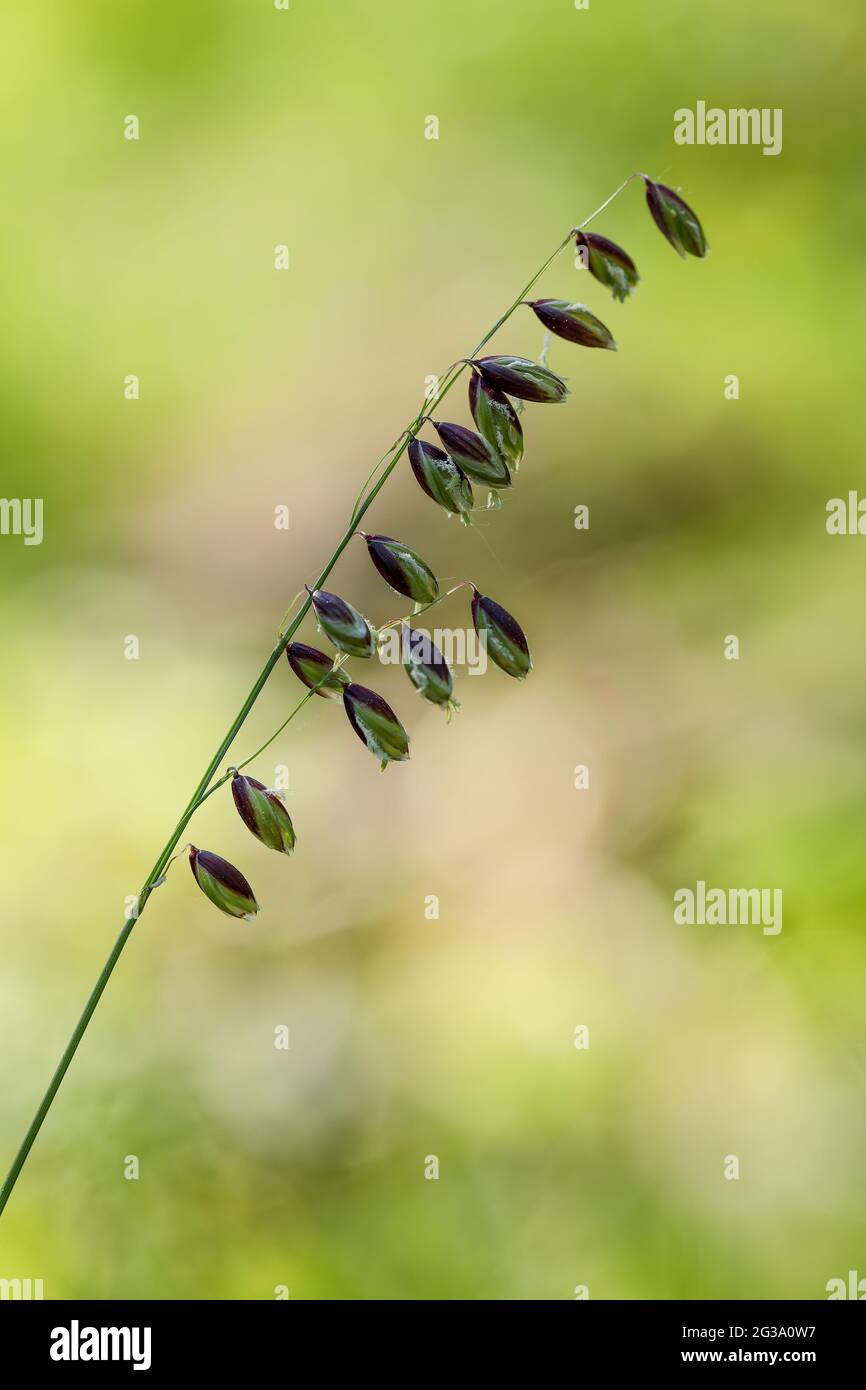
[0,172,707,1216]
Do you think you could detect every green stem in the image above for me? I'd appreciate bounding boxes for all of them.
[0,176,637,1219]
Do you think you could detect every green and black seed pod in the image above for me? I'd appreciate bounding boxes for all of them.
[469,374,524,471]
[231,772,296,855]
[362,533,439,604]
[188,846,259,921]
[470,356,568,404]
[471,589,532,680]
[285,641,349,699]
[343,682,410,770]
[574,231,639,302]
[429,420,511,489]
[408,436,474,520]
[526,299,616,351]
[643,177,708,259]
[307,586,374,658]
[403,626,456,709]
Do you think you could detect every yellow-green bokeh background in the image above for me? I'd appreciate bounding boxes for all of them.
[2,0,865,1299]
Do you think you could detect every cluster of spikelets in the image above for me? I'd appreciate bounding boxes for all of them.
[189,177,708,921]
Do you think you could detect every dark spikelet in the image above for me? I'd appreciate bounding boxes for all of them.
[469,373,524,469]
[231,773,269,839]
[404,627,455,707]
[364,534,439,603]
[230,772,296,854]
[408,437,441,502]
[285,641,348,698]
[188,846,260,919]
[470,590,532,679]
[310,588,355,624]
[430,420,511,488]
[526,299,616,351]
[574,231,639,302]
[408,435,474,518]
[308,587,374,658]
[343,682,410,768]
[471,356,568,404]
[191,848,255,898]
[643,177,708,259]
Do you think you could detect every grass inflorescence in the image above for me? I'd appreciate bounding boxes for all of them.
[0,172,707,1218]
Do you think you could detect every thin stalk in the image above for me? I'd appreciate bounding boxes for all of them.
[0,176,638,1218]
[376,581,469,637]
[196,661,345,808]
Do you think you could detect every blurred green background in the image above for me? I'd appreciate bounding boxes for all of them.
[2,0,865,1299]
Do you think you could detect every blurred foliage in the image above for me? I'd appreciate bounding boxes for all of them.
[1,0,865,1299]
